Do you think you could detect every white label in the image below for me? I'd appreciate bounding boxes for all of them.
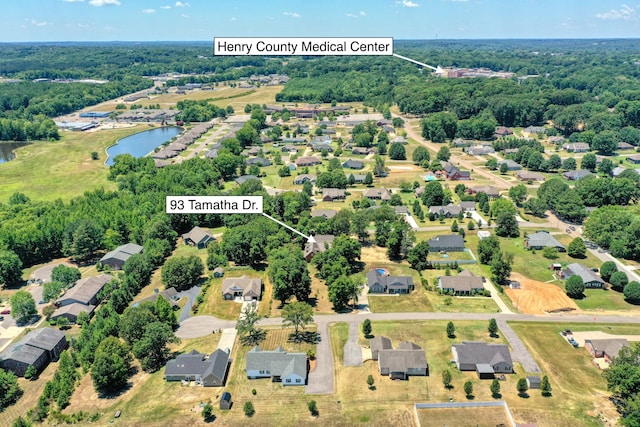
[166,196,263,214]
[213,37,394,56]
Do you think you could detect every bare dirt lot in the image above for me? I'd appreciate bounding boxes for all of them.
[505,272,579,315]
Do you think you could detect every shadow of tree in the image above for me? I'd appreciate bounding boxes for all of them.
[288,331,320,344]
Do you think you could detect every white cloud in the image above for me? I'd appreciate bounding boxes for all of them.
[77,23,90,28]
[63,0,84,3]
[175,1,190,7]
[283,11,300,18]
[143,8,155,14]
[402,0,420,7]
[347,11,366,18]
[160,5,171,9]
[230,17,237,21]
[30,19,50,27]
[596,4,637,21]
[89,0,121,6]
[448,0,468,2]
[181,13,190,18]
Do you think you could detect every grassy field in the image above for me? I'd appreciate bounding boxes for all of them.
[508,321,635,426]
[0,127,144,202]
[417,406,511,427]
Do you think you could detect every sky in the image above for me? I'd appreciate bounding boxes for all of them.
[2,0,640,42]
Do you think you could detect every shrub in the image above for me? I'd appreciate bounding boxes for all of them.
[542,247,559,259]
[609,271,628,292]
[308,400,319,416]
[243,401,255,417]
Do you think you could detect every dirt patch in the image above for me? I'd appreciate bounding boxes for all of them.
[388,165,420,171]
[505,272,579,315]
[361,245,396,264]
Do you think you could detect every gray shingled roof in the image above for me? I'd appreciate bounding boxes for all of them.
[564,263,605,285]
[221,275,262,298]
[526,231,565,251]
[0,343,45,365]
[165,349,229,380]
[452,341,513,367]
[182,226,214,246]
[56,274,113,306]
[245,346,307,378]
[304,235,335,259]
[100,243,143,263]
[427,235,465,251]
[367,270,413,291]
[24,328,66,352]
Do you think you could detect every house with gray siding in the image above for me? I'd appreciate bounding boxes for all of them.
[0,328,68,377]
[373,338,428,380]
[525,231,566,252]
[100,243,143,270]
[561,263,605,288]
[452,341,513,379]
[367,269,414,294]
[245,346,307,386]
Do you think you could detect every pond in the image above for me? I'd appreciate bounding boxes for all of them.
[0,142,30,164]
[105,126,182,166]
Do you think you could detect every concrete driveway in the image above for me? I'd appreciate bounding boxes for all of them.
[175,315,236,339]
[305,319,334,394]
[343,321,363,366]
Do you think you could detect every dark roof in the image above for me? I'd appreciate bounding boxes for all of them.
[182,226,214,245]
[343,159,365,169]
[23,328,66,352]
[366,269,413,290]
[304,235,335,259]
[438,274,484,293]
[453,341,513,368]
[563,170,593,180]
[370,336,392,355]
[56,274,113,306]
[526,231,565,250]
[427,235,464,250]
[165,349,229,380]
[563,263,605,285]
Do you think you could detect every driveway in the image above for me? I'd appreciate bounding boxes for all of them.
[497,319,541,373]
[175,315,236,339]
[176,285,202,323]
[343,321,363,366]
[305,319,334,394]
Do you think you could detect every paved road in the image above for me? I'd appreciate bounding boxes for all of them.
[343,321,363,366]
[305,319,334,394]
[175,314,236,339]
[497,319,541,373]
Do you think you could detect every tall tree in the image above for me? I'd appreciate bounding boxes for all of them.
[282,302,314,342]
[328,276,359,311]
[508,184,528,206]
[161,255,204,291]
[490,379,501,398]
[91,337,132,393]
[488,318,498,337]
[50,265,81,287]
[517,377,529,397]
[567,238,587,258]
[236,304,265,346]
[446,321,455,338]
[63,219,104,263]
[268,245,311,305]
[442,369,452,389]
[541,375,552,397]
[478,236,501,265]
[495,212,519,238]
[0,249,23,287]
[132,322,179,372]
[388,142,406,160]
[490,252,514,286]
[565,275,585,298]
[0,368,22,410]
[407,241,430,272]
[10,290,36,323]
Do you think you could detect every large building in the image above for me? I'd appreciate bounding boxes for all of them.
[0,328,68,377]
[164,349,230,387]
[99,243,143,270]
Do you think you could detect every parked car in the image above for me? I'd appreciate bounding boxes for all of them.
[0,316,4,321]
[0,309,10,315]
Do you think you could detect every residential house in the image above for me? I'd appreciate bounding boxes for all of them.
[561,263,605,288]
[343,159,365,170]
[294,174,316,185]
[138,287,179,308]
[235,175,260,185]
[465,146,495,156]
[427,235,465,252]
[363,188,392,201]
[459,201,476,212]
[99,243,143,270]
[443,163,471,180]
[322,188,346,202]
[452,341,514,379]
[584,338,629,363]
[182,226,215,249]
[391,136,407,145]
[295,156,321,167]
[524,126,546,134]
[246,147,261,156]
[370,336,392,360]
[0,328,68,377]
[221,275,262,301]
[429,204,462,218]
[515,171,545,181]
[563,170,594,181]
[245,346,307,386]
[164,349,230,387]
[311,209,337,219]
[563,143,590,153]
[281,144,298,153]
[611,166,627,178]
[468,185,500,198]
[352,147,376,155]
[367,269,414,294]
[617,142,635,150]
[497,160,522,171]
[311,143,333,152]
[378,341,429,380]
[438,270,485,295]
[348,174,367,184]
[495,126,513,137]
[627,154,640,164]
[548,136,565,145]
[452,138,473,148]
[246,157,271,167]
[525,231,566,252]
[304,235,335,262]
[55,274,112,311]
[281,137,307,144]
